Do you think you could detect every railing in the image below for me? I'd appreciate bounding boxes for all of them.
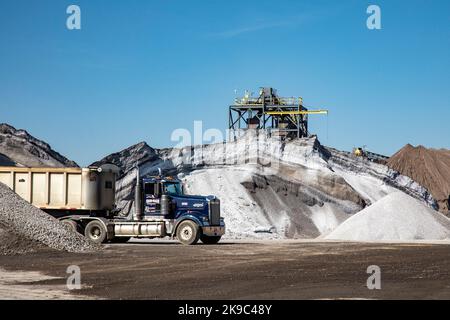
[234,96,303,106]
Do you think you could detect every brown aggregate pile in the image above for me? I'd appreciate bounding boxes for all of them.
[387,144,450,215]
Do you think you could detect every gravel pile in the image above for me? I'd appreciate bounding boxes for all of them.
[93,132,436,239]
[387,144,450,214]
[325,192,450,241]
[0,182,99,255]
[0,224,46,255]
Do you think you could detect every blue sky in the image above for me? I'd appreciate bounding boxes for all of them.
[1,0,449,166]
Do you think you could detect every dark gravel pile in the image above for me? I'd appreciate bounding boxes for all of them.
[0,182,99,255]
[0,225,46,255]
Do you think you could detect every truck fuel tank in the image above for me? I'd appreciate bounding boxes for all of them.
[114,222,166,237]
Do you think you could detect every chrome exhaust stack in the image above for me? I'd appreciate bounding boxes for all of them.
[134,165,143,221]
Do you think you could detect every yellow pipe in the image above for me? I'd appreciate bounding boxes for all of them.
[266,110,328,115]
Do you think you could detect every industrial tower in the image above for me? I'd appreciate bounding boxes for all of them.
[229,87,328,139]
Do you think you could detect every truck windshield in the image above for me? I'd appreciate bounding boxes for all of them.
[163,182,182,195]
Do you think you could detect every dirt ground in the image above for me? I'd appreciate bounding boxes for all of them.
[0,239,450,300]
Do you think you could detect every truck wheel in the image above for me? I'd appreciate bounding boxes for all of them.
[61,220,80,233]
[84,221,107,244]
[200,235,221,244]
[176,221,200,245]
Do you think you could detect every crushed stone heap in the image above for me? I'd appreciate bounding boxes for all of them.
[0,182,99,255]
[325,192,450,241]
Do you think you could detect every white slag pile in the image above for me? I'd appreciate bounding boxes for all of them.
[325,192,450,241]
[94,131,437,240]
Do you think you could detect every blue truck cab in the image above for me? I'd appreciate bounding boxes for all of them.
[136,176,225,245]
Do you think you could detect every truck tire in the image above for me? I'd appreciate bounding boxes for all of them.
[176,220,200,245]
[200,235,221,244]
[61,220,80,233]
[84,220,107,244]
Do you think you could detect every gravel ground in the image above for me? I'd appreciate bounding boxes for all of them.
[1,240,450,299]
[0,182,99,255]
[0,268,93,299]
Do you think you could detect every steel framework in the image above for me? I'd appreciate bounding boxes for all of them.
[229,87,327,139]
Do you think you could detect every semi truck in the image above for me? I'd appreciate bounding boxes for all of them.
[0,165,225,245]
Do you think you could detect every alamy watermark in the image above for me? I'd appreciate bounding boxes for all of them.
[65,5,381,31]
[366,265,381,290]
[66,265,81,290]
[367,5,382,30]
[66,5,81,30]
[170,121,283,173]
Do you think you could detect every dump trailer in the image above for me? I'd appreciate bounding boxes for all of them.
[0,164,119,216]
[0,165,225,245]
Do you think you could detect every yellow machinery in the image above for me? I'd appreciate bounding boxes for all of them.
[352,146,389,163]
[353,147,365,157]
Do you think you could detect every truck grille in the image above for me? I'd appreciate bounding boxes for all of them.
[209,199,221,226]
